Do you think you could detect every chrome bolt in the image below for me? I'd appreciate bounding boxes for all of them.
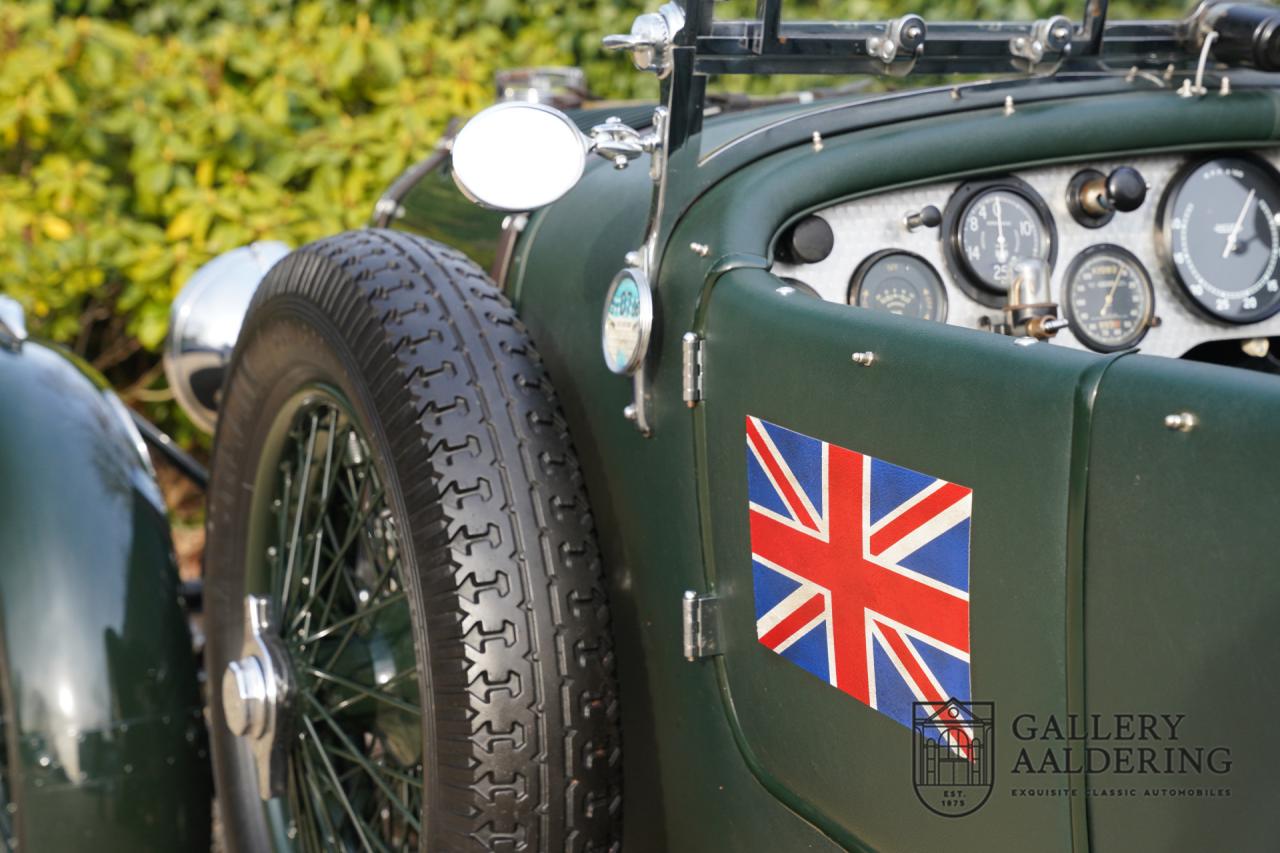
[1164,412,1198,432]
[222,656,268,738]
[690,242,710,257]
[812,131,824,152]
[227,595,294,800]
[1004,96,1016,116]
[623,403,638,422]
[851,351,876,367]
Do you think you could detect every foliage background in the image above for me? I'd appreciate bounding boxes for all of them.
[2,0,1180,451]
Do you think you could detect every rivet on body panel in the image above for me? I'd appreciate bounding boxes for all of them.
[1164,412,1198,432]
[851,351,876,366]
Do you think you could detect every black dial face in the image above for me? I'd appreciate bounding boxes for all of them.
[956,188,1053,292]
[1159,156,1280,324]
[848,251,947,322]
[1063,245,1155,352]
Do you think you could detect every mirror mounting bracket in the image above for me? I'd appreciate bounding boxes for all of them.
[588,117,663,170]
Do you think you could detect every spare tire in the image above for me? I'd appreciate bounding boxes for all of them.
[204,229,621,852]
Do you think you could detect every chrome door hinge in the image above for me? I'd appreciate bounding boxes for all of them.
[681,332,704,407]
[682,591,721,661]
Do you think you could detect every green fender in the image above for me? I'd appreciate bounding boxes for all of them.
[0,340,210,851]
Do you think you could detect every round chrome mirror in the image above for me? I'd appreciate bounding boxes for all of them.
[451,102,588,212]
[164,241,290,433]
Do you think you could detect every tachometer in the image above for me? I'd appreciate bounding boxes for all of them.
[848,250,947,322]
[1157,155,1280,324]
[943,177,1057,305]
[1063,245,1155,352]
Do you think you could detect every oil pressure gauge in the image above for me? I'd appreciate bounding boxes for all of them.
[848,250,948,322]
[943,176,1057,306]
[1063,245,1155,352]
[1158,155,1280,324]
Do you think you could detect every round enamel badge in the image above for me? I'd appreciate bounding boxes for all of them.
[601,267,653,375]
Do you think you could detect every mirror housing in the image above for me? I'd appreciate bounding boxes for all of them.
[451,102,661,212]
[451,103,590,212]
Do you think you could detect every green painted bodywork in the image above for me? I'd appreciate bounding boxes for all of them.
[0,341,211,851]
[396,78,1280,850]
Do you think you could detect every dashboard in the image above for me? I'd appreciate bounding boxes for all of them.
[771,148,1280,359]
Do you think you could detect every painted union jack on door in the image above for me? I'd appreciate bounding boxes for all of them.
[746,416,973,734]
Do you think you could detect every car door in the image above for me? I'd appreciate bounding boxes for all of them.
[694,266,1097,851]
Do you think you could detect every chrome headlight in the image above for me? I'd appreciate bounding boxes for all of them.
[164,241,290,433]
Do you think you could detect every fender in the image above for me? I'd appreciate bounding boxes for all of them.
[0,339,210,850]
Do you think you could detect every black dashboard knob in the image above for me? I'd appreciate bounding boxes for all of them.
[904,204,942,231]
[778,215,835,265]
[1068,166,1147,227]
[1106,166,1147,213]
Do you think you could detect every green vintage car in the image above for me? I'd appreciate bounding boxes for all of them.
[7,0,1280,850]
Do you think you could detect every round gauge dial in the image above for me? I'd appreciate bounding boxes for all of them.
[600,267,652,375]
[944,178,1057,303]
[848,250,948,322]
[1063,245,1155,352]
[1158,155,1280,324]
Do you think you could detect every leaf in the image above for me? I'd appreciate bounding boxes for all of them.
[331,37,364,89]
[165,208,196,240]
[40,214,73,241]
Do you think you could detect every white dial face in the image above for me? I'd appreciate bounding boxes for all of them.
[958,189,1051,292]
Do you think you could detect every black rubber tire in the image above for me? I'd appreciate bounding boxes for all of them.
[205,229,622,852]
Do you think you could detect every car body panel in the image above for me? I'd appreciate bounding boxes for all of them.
[1082,355,1280,852]
[698,269,1090,851]
[0,341,211,851]
[388,80,1280,849]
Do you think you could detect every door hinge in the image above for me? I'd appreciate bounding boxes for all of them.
[682,591,722,661]
[681,332,704,406]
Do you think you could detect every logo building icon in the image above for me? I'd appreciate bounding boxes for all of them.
[912,699,995,817]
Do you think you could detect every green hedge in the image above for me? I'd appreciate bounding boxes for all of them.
[1,0,1179,442]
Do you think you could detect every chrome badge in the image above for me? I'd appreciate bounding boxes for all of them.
[601,267,653,375]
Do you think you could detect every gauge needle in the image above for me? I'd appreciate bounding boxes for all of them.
[1223,188,1257,258]
[1100,274,1123,316]
[993,198,1008,262]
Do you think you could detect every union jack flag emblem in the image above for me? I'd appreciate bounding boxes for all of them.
[747,416,973,734]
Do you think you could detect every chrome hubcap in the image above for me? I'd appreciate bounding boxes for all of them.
[223,594,294,799]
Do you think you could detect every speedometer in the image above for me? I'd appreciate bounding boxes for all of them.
[1063,245,1155,352]
[943,177,1057,307]
[1157,155,1280,324]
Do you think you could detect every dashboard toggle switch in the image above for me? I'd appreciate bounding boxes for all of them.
[1068,166,1148,227]
[903,204,942,232]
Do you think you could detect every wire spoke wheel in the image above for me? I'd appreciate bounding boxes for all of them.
[206,231,619,852]
[256,392,423,852]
